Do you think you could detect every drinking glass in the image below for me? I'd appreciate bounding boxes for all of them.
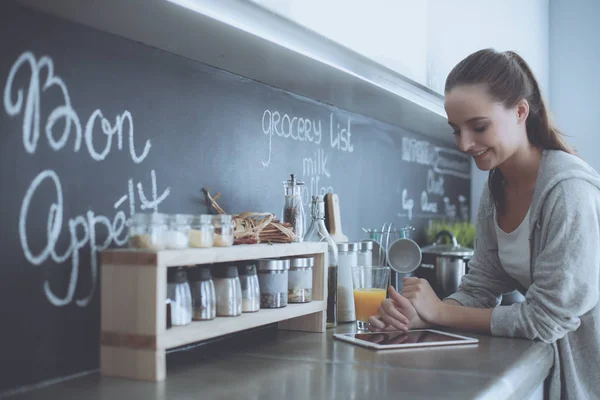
[351,266,391,331]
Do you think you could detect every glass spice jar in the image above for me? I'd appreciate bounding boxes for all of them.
[282,174,306,242]
[189,214,214,248]
[167,267,193,326]
[257,259,290,308]
[212,215,234,247]
[237,263,260,313]
[187,266,216,321]
[337,242,358,323]
[129,212,169,250]
[166,214,192,249]
[212,265,242,317]
[288,257,313,303]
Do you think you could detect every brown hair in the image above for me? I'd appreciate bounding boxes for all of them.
[445,48,575,214]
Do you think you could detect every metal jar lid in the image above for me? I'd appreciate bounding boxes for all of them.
[337,242,359,252]
[359,241,373,252]
[289,257,314,269]
[237,264,257,276]
[420,230,474,258]
[167,267,188,284]
[257,259,290,272]
[187,266,212,281]
[211,265,239,279]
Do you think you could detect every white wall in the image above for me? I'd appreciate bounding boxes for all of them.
[249,0,428,85]
[549,0,600,172]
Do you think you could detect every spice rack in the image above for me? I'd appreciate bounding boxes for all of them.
[99,242,328,382]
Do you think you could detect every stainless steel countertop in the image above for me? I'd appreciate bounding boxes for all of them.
[9,324,553,400]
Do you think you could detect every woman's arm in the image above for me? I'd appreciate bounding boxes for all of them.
[406,180,600,342]
[403,278,493,333]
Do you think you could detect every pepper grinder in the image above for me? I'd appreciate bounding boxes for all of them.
[282,173,306,242]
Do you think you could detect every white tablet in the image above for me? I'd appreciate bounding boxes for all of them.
[333,329,479,350]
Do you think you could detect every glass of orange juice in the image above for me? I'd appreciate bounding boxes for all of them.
[351,266,391,331]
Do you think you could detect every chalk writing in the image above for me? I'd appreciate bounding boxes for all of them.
[302,148,333,205]
[401,137,470,179]
[420,191,438,213]
[402,189,414,220]
[329,113,354,153]
[260,110,355,167]
[4,51,151,163]
[443,197,457,219]
[4,51,168,307]
[426,169,444,196]
[261,109,322,167]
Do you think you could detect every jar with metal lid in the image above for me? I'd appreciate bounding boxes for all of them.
[166,214,192,249]
[288,257,313,303]
[358,241,374,287]
[187,266,216,321]
[257,259,290,308]
[212,265,242,316]
[238,263,260,312]
[129,212,168,250]
[212,215,234,247]
[189,214,214,248]
[167,267,193,326]
[337,242,358,322]
[358,241,373,267]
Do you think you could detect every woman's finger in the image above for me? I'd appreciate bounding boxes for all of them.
[379,313,408,331]
[368,315,386,329]
[379,305,408,331]
[381,299,409,324]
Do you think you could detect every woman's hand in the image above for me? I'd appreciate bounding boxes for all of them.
[402,277,443,324]
[368,285,430,332]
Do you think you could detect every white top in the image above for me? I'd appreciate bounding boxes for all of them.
[494,208,532,289]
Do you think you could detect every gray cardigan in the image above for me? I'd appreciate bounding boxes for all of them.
[447,150,600,399]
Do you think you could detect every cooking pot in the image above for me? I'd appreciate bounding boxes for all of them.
[419,230,474,298]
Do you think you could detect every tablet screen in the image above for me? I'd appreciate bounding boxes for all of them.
[353,330,469,345]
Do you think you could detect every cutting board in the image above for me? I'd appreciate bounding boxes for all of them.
[325,193,349,243]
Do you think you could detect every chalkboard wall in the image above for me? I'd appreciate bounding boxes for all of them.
[0,2,470,392]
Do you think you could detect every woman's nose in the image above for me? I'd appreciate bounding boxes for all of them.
[456,131,475,153]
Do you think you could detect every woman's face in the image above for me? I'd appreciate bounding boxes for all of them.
[444,84,528,171]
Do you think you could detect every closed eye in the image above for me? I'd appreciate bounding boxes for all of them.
[452,130,461,136]
[474,125,487,133]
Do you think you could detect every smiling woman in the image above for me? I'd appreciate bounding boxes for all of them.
[369,49,600,400]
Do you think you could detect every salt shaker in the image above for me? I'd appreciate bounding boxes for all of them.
[358,240,373,287]
[337,242,358,322]
[167,267,193,326]
[188,266,216,321]
[212,265,242,317]
[237,263,260,313]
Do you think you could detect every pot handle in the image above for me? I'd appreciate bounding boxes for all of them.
[434,230,458,247]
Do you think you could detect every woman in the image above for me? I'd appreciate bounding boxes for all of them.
[369,49,600,399]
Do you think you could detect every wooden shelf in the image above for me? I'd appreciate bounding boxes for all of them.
[100,242,328,382]
[102,242,327,268]
[162,301,326,349]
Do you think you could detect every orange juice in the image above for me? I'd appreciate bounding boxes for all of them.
[353,288,387,322]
